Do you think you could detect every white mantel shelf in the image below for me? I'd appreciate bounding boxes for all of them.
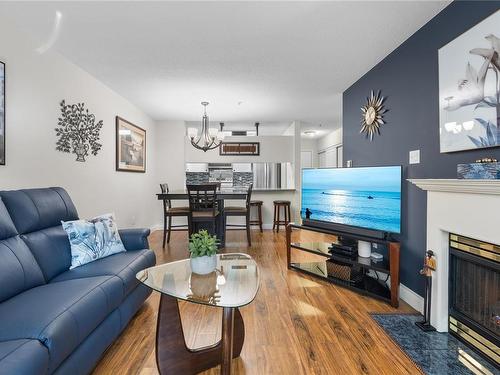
[408,179,500,195]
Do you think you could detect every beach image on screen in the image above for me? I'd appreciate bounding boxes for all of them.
[301,167,401,233]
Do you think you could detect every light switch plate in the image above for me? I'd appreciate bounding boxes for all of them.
[409,150,420,164]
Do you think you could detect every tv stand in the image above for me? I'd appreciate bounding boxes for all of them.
[286,223,400,307]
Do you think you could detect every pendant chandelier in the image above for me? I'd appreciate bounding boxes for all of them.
[187,102,225,152]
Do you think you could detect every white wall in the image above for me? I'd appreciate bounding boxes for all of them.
[155,121,189,229]
[156,121,186,190]
[0,18,160,228]
[300,138,318,168]
[317,128,343,151]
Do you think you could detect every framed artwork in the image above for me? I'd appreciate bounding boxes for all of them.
[219,142,260,156]
[116,116,146,172]
[439,10,500,153]
[0,61,5,165]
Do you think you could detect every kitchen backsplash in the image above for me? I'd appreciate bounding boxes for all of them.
[233,172,253,187]
[185,172,253,187]
[186,172,209,184]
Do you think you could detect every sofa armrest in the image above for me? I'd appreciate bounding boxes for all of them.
[119,228,150,251]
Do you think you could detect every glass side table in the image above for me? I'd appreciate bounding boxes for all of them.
[136,253,260,375]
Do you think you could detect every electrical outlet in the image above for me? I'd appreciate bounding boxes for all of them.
[346,160,353,168]
[409,150,420,164]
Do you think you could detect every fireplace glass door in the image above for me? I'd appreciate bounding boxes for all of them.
[449,233,500,365]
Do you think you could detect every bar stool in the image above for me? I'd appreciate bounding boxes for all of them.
[249,200,263,232]
[273,200,291,232]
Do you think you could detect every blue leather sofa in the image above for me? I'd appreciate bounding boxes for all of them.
[0,187,156,375]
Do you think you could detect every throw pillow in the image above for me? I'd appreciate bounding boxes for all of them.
[62,213,126,269]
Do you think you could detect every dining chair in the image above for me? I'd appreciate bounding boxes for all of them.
[186,184,220,236]
[223,184,253,246]
[160,183,189,247]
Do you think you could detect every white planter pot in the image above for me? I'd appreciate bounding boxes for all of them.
[190,255,217,275]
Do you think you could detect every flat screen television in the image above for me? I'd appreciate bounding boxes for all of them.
[301,166,402,236]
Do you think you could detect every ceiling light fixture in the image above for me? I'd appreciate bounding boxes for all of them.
[187,102,225,152]
[304,130,316,137]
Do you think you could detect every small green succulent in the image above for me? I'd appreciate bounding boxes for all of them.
[188,230,219,258]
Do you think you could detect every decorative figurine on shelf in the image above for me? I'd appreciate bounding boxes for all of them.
[475,157,498,163]
[415,250,437,331]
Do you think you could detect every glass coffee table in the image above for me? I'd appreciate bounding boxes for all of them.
[136,253,259,375]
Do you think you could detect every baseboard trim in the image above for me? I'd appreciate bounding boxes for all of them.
[150,224,163,232]
[399,283,424,314]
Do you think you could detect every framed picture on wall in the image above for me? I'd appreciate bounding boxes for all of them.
[0,61,5,165]
[116,116,146,173]
[438,10,500,153]
[219,142,260,156]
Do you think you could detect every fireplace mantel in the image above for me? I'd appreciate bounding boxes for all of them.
[409,178,500,332]
[408,178,500,195]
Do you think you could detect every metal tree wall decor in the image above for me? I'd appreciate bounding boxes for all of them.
[55,100,103,162]
[360,90,388,141]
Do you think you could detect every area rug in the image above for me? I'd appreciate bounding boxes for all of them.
[370,313,499,375]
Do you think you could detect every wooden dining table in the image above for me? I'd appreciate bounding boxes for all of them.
[157,187,249,247]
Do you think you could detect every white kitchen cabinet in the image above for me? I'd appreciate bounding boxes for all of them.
[185,163,208,172]
[232,163,252,172]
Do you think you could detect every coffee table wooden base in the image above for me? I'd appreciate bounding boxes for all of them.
[156,294,245,374]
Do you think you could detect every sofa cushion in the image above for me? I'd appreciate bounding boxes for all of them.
[0,236,45,303]
[0,198,17,240]
[0,339,49,375]
[52,249,156,297]
[0,187,79,282]
[62,213,126,270]
[0,199,44,303]
[0,187,78,235]
[0,276,123,372]
[21,226,72,282]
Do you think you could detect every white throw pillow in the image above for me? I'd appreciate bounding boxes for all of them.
[62,213,126,269]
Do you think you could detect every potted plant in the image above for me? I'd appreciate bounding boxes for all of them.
[188,230,219,275]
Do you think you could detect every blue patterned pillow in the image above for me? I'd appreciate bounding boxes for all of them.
[62,213,126,269]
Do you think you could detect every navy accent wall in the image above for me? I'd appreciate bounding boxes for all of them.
[343,1,500,296]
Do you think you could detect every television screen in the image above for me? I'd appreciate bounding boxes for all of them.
[301,166,401,234]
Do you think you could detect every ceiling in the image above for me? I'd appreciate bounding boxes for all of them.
[184,120,332,138]
[185,121,293,136]
[0,1,450,131]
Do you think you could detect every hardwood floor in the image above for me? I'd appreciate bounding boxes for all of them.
[92,229,421,375]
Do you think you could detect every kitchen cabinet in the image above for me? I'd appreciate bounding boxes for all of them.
[185,163,208,172]
[232,163,252,173]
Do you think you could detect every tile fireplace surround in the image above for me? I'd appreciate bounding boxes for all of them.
[409,179,500,332]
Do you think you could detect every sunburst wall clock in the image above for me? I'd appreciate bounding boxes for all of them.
[360,90,387,141]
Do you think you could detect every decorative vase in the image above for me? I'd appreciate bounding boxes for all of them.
[73,143,88,162]
[190,255,217,275]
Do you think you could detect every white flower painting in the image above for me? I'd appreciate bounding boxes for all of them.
[439,10,500,153]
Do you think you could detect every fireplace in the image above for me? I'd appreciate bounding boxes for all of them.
[448,233,500,366]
